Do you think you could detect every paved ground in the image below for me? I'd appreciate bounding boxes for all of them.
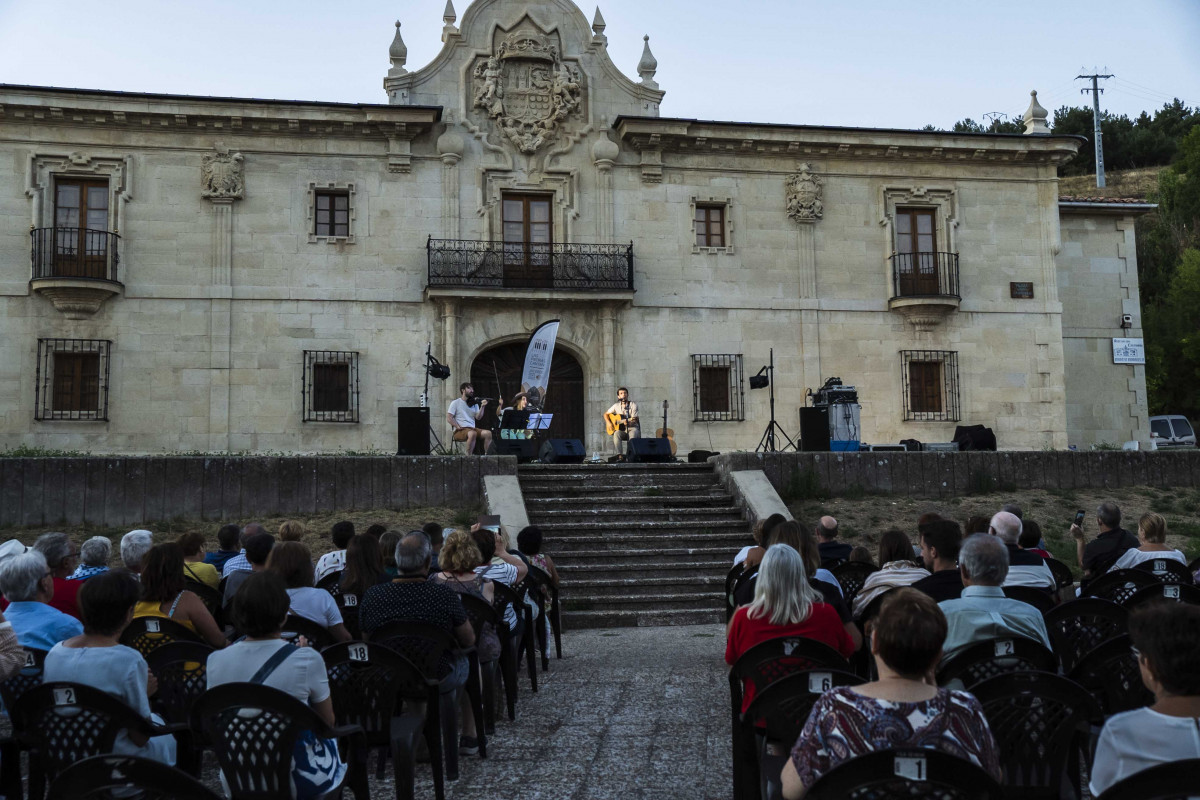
[404,623,732,800]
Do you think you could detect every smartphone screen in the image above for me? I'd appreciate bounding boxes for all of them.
[1073,509,1086,527]
[477,514,501,532]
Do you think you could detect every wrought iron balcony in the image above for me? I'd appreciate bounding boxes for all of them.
[427,238,634,292]
[887,251,960,333]
[30,227,123,319]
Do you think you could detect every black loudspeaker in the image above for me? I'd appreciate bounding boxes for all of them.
[953,424,998,452]
[493,439,539,462]
[539,438,586,464]
[396,407,431,455]
[688,449,719,463]
[798,406,831,452]
[627,437,673,463]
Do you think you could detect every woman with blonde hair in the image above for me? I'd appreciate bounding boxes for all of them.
[277,520,307,543]
[1109,511,1186,572]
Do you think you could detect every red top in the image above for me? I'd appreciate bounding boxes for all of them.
[1,577,82,620]
[725,603,854,712]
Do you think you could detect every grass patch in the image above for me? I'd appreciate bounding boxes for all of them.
[782,468,825,502]
[967,472,997,495]
[844,484,867,500]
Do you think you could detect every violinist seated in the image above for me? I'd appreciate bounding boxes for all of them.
[447,382,492,456]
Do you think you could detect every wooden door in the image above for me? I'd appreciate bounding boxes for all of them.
[472,342,584,443]
[501,194,553,288]
[894,209,937,295]
[54,180,109,278]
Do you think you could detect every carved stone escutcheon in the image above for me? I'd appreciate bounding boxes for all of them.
[202,147,245,199]
[786,163,824,222]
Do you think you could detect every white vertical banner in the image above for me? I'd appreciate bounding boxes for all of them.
[521,319,560,411]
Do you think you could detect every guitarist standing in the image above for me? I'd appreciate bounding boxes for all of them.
[603,387,640,459]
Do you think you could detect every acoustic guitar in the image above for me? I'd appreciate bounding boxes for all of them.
[656,400,677,456]
[604,412,628,437]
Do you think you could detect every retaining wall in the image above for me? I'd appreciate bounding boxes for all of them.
[0,456,518,528]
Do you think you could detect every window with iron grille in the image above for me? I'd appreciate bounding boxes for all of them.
[35,339,112,421]
[901,350,960,421]
[692,354,744,421]
[303,350,359,422]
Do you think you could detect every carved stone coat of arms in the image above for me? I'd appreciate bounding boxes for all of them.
[472,28,582,155]
[201,150,244,199]
[786,164,823,222]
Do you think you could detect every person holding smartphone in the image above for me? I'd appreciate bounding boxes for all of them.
[1071,502,1139,587]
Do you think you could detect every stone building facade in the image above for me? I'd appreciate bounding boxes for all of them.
[0,0,1152,454]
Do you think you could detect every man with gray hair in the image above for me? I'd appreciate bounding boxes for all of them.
[120,529,154,576]
[0,550,83,650]
[32,532,83,618]
[938,534,1051,659]
[1072,501,1138,586]
[221,522,267,578]
[69,536,112,581]
[988,511,1054,590]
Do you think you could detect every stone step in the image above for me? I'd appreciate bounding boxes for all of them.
[565,575,725,597]
[520,472,719,487]
[562,592,725,613]
[526,494,736,509]
[533,519,747,533]
[531,507,744,524]
[549,532,749,553]
[554,546,738,567]
[557,560,734,580]
[562,608,724,629]
[520,463,714,473]
[520,482,725,498]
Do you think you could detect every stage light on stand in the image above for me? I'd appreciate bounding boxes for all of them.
[752,348,796,453]
[749,367,769,390]
[426,356,450,381]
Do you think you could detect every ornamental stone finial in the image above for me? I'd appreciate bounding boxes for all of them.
[637,35,658,89]
[388,21,408,76]
[592,7,607,36]
[1023,90,1050,135]
[442,0,458,40]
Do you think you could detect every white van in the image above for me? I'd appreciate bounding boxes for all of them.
[1150,415,1198,448]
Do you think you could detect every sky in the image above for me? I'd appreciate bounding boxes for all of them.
[0,0,1197,130]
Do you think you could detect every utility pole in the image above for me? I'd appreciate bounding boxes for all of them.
[1077,71,1113,187]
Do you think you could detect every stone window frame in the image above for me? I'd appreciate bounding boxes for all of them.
[691,353,745,422]
[880,186,958,289]
[302,349,361,423]
[900,349,960,422]
[26,152,134,233]
[34,338,113,422]
[690,196,734,254]
[306,182,357,244]
[480,170,578,243]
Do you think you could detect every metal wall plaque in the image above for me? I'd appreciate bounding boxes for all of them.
[1010,282,1034,299]
[1113,338,1145,365]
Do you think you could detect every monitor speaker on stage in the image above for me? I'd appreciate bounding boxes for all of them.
[627,437,673,463]
[798,406,831,452]
[396,406,431,455]
[539,438,586,464]
[493,439,539,462]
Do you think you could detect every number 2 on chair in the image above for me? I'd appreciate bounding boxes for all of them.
[53,687,76,706]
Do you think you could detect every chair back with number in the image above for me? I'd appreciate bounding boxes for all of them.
[1066,633,1153,718]
[47,754,222,800]
[829,561,880,610]
[1095,757,1200,800]
[935,637,1058,690]
[1082,569,1159,605]
[334,590,361,639]
[804,748,1003,800]
[1131,558,1194,585]
[1043,598,1128,674]
[120,616,205,659]
[1123,582,1200,610]
[0,646,47,712]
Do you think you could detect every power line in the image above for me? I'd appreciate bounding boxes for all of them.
[1078,71,1113,188]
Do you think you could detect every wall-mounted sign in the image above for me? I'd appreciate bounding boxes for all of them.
[1010,282,1034,299]
[1112,338,1145,365]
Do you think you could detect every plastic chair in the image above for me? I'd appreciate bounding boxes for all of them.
[492,581,538,693]
[322,641,442,800]
[527,563,562,661]
[1095,757,1200,800]
[0,646,47,798]
[829,561,880,610]
[316,570,343,596]
[1067,633,1153,718]
[120,616,205,659]
[935,637,1059,690]
[283,613,337,650]
[12,681,190,800]
[1001,585,1056,614]
[1043,598,1128,675]
[184,578,226,628]
[191,682,368,800]
[804,748,1004,800]
[1044,557,1074,590]
[725,563,745,622]
[1082,569,1159,605]
[970,671,1102,799]
[336,590,362,639]
[1123,581,1200,610]
[458,593,502,734]
[1131,558,1195,585]
[145,640,214,775]
[47,754,222,800]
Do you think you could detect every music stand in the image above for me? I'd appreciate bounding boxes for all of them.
[499,409,531,440]
[528,413,553,432]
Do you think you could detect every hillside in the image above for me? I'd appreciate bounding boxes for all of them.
[1059,167,1162,199]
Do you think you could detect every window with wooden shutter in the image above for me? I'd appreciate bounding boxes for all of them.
[901,351,960,421]
[692,354,744,421]
[304,351,359,422]
[35,339,111,421]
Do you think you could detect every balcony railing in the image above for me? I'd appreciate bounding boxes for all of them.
[427,238,634,291]
[889,251,959,299]
[31,227,121,283]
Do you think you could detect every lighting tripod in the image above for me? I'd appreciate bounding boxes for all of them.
[754,348,796,453]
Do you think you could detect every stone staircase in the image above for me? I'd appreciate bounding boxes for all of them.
[519,462,749,628]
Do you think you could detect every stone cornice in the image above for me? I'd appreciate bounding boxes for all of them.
[0,85,442,141]
[613,116,1084,166]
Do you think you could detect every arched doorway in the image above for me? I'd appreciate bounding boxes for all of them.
[471,342,585,444]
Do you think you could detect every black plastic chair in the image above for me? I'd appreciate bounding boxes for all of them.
[1095,757,1200,800]
[47,754,222,800]
[1045,557,1074,590]
[335,590,362,639]
[1001,585,1056,614]
[317,569,343,596]
[726,563,745,621]
[527,563,562,662]
[935,637,1059,690]
[492,581,538,693]
[458,593,502,734]
[283,613,337,650]
[144,640,214,775]
[1083,569,1159,605]
[12,681,190,800]
[829,561,880,610]
[1067,633,1153,718]
[0,646,47,798]
[184,578,226,628]
[192,682,368,800]
[1123,581,1200,610]
[970,671,1102,799]
[1043,598,1128,675]
[744,668,865,800]
[1132,557,1195,585]
[120,616,206,659]
[804,748,1004,800]
[1189,555,1200,575]
[322,641,442,800]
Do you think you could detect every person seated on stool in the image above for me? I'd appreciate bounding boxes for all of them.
[447,382,491,456]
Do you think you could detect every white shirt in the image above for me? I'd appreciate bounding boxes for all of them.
[1002,563,1056,589]
[286,586,343,629]
[314,550,346,583]
[1089,707,1200,796]
[1110,548,1187,572]
[448,397,479,429]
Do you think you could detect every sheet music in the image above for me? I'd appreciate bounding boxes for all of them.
[528,413,553,430]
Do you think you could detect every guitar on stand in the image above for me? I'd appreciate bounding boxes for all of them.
[656,400,677,458]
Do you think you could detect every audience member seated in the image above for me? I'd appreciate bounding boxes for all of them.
[0,550,83,649]
[1089,601,1200,796]
[1109,511,1187,572]
[44,570,177,765]
[734,514,786,569]
[277,520,307,543]
[32,532,83,618]
[817,516,853,568]
[178,532,220,589]
[121,530,154,577]
[206,571,347,794]
[205,524,242,572]
[938,534,1052,659]
[965,515,991,535]
[220,522,267,579]
[423,522,446,572]
[69,536,112,582]
[847,546,873,565]
[1017,520,1051,559]
[266,542,351,643]
[988,511,1054,590]
[363,523,387,542]
[851,529,930,618]
[518,525,559,586]
[430,529,498,754]
[912,519,965,602]
[1071,501,1139,586]
[314,520,355,583]
[472,527,530,629]
[222,533,274,608]
[0,607,29,683]
[379,530,402,578]
[134,543,227,649]
[781,589,1001,799]
[725,545,853,713]
[336,535,389,598]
